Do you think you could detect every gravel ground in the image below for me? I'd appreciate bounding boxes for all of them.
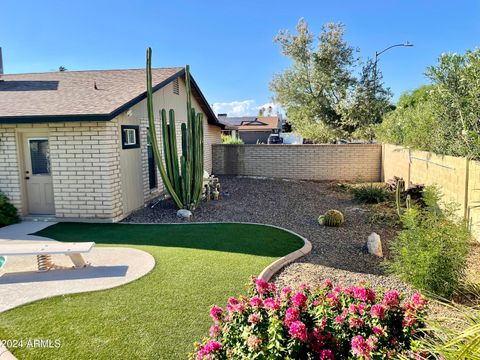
[124,176,412,294]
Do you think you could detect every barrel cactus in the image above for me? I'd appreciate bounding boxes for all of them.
[318,209,345,227]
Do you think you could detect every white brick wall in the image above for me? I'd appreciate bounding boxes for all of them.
[0,122,123,220]
[0,125,22,214]
[0,77,222,220]
[48,121,123,219]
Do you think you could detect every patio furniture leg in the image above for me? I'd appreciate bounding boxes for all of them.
[36,254,53,272]
[68,253,87,268]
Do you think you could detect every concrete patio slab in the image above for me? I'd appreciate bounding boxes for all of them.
[0,222,155,312]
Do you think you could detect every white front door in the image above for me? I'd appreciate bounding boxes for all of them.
[23,136,55,214]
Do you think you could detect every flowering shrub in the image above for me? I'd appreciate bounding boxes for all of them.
[192,277,429,359]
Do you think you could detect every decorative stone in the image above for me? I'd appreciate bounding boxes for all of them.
[177,209,193,220]
[366,232,383,257]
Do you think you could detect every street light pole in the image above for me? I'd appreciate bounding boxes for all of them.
[373,41,414,101]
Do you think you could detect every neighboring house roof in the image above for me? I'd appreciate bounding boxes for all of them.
[0,68,223,127]
[218,115,281,131]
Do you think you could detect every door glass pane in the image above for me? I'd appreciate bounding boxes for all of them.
[29,139,50,175]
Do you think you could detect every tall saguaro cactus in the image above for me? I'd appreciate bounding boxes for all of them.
[146,48,204,210]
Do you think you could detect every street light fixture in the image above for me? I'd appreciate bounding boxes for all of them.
[373,41,414,94]
[375,41,414,62]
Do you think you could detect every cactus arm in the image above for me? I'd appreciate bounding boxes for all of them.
[161,109,173,185]
[193,113,204,206]
[168,109,181,194]
[181,124,188,206]
[146,47,184,209]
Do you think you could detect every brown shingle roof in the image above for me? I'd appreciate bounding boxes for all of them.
[237,116,281,131]
[0,68,222,127]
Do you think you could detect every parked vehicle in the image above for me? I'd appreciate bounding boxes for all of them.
[267,134,284,144]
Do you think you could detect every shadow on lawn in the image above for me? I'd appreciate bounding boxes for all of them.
[33,222,304,258]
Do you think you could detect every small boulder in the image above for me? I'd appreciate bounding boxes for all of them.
[177,209,193,220]
[366,232,383,257]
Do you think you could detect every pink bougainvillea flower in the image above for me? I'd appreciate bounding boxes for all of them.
[406,292,428,311]
[309,326,326,352]
[250,296,263,308]
[372,325,384,336]
[255,278,269,295]
[326,293,340,307]
[263,297,281,311]
[402,312,417,327]
[317,318,327,330]
[284,306,300,327]
[370,304,385,319]
[319,349,335,360]
[289,320,308,342]
[291,291,308,308]
[248,313,260,324]
[382,290,400,308]
[299,283,311,291]
[352,287,376,303]
[348,304,358,314]
[209,305,223,323]
[247,335,262,350]
[366,335,378,350]
[322,279,333,289]
[281,286,293,298]
[226,297,245,313]
[195,340,222,360]
[209,325,220,337]
[334,315,345,324]
[351,335,372,359]
[349,317,364,329]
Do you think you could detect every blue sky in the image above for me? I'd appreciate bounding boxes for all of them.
[1,0,479,116]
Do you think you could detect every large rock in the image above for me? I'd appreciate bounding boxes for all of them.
[177,209,193,220]
[366,232,383,257]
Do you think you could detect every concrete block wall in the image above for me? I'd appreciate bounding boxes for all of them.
[212,144,382,181]
[383,143,480,240]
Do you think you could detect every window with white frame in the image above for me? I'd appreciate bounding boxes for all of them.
[121,125,140,149]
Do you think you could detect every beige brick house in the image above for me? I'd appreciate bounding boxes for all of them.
[0,68,223,221]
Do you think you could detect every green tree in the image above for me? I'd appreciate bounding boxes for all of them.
[377,49,480,160]
[58,66,67,72]
[426,49,480,159]
[340,58,393,142]
[270,19,357,143]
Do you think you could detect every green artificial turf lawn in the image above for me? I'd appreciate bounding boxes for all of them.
[0,222,303,359]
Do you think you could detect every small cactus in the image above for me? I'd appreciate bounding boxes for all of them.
[405,194,412,210]
[318,209,345,227]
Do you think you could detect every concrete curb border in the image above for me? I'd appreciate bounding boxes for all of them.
[256,224,312,282]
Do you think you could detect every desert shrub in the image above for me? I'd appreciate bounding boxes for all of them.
[412,302,480,360]
[192,277,429,359]
[221,134,244,144]
[318,209,345,227]
[351,183,389,204]
[0,193,19,227]
[387,190,470,298]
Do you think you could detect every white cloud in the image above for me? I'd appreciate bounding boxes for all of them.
[256,102,283,116]
[212,100,284,117]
